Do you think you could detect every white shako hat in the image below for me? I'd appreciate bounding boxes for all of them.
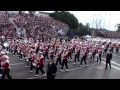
[3,55,9,59]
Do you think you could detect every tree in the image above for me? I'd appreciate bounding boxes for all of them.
[72,23,91,37]
[94,30,105,38]
[85,23,90,28]
[116,24,120,32]
[94,18,103,29]
[49,11,79,29]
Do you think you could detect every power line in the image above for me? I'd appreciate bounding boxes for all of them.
[92,11,95,29]
[99,11,102,29]
[103,11,107,29]
[108,11,111,30]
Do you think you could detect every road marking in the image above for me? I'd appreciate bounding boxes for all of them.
[87,56,120,70]
[110,61,120,66]
[87,55,120,67]
[101,61,120,71]
[8,52,120,79]
[97,66,103,69]
[102,58,120,67]
[26,63,97,79]
[11,63,24,66]
[113,54,120,57]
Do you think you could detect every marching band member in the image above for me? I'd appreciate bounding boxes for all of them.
[22,44,26,61]
[56,48,62,66]
[72,44,75,54]
[104,44,108,54]
[17,43,22,60]
[55,43,59,55]
[39,45,43,52]
[1,55,12,79]
[91,47,96,60]
[110,44,114,53]
[49,47,54,59]
[30,52,36,72]
[97,48,102,63]
[60,49,69,72]
[19,42,25,60]
[74,46,80,64]
[26,48,33,68]
[35,52,46,77]
[34,41,39,54]
[96,48,99,63]
[13,42,18,56]
[11,41,14,54]
[0,45,2,52]
[68,45,72,60]
[115,44,119,54]
[86,46,89,53]
[0,51,5,76]
[9,41,12,53]
[35,45,39,54]
[5,41,9,51]
[79,49,88,67]
[24,45,29,63]
[43,45,49,60]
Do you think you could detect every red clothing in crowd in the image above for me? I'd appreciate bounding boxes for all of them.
[57,51,62,58]
[84,51,88,57]
[0,55,3,63]
[44,47,48,52]
[95,48,98,53]
[2,61,10,69]
[75,48,80,54]
[63,52,68,59]
[68,47,72,52]
[31,54,36,63]
[56,44,59,49]
[49,50,54,56]
[98,49,102,54]
[52,43,55,48]
[15,44,18,49]
[38,55,44,65]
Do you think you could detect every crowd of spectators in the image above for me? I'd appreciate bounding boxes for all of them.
[1,11,120,40]
[97,29,120,38]
[0,11,69,41]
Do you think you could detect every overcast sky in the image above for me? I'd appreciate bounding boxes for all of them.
[40,11,120,31]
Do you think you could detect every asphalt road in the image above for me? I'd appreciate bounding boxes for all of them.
[2,50,120,79]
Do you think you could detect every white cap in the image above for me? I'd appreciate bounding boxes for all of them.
[64,49,67,51]
[5,55,9,59]
[1,51,5,54]
[3,55,9,59]
[39,51,43,54]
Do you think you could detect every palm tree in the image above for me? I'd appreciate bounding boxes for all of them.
[28,11,36,16]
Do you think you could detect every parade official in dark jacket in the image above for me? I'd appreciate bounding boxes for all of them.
[47,58,57,79]
[105,51,112,69]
